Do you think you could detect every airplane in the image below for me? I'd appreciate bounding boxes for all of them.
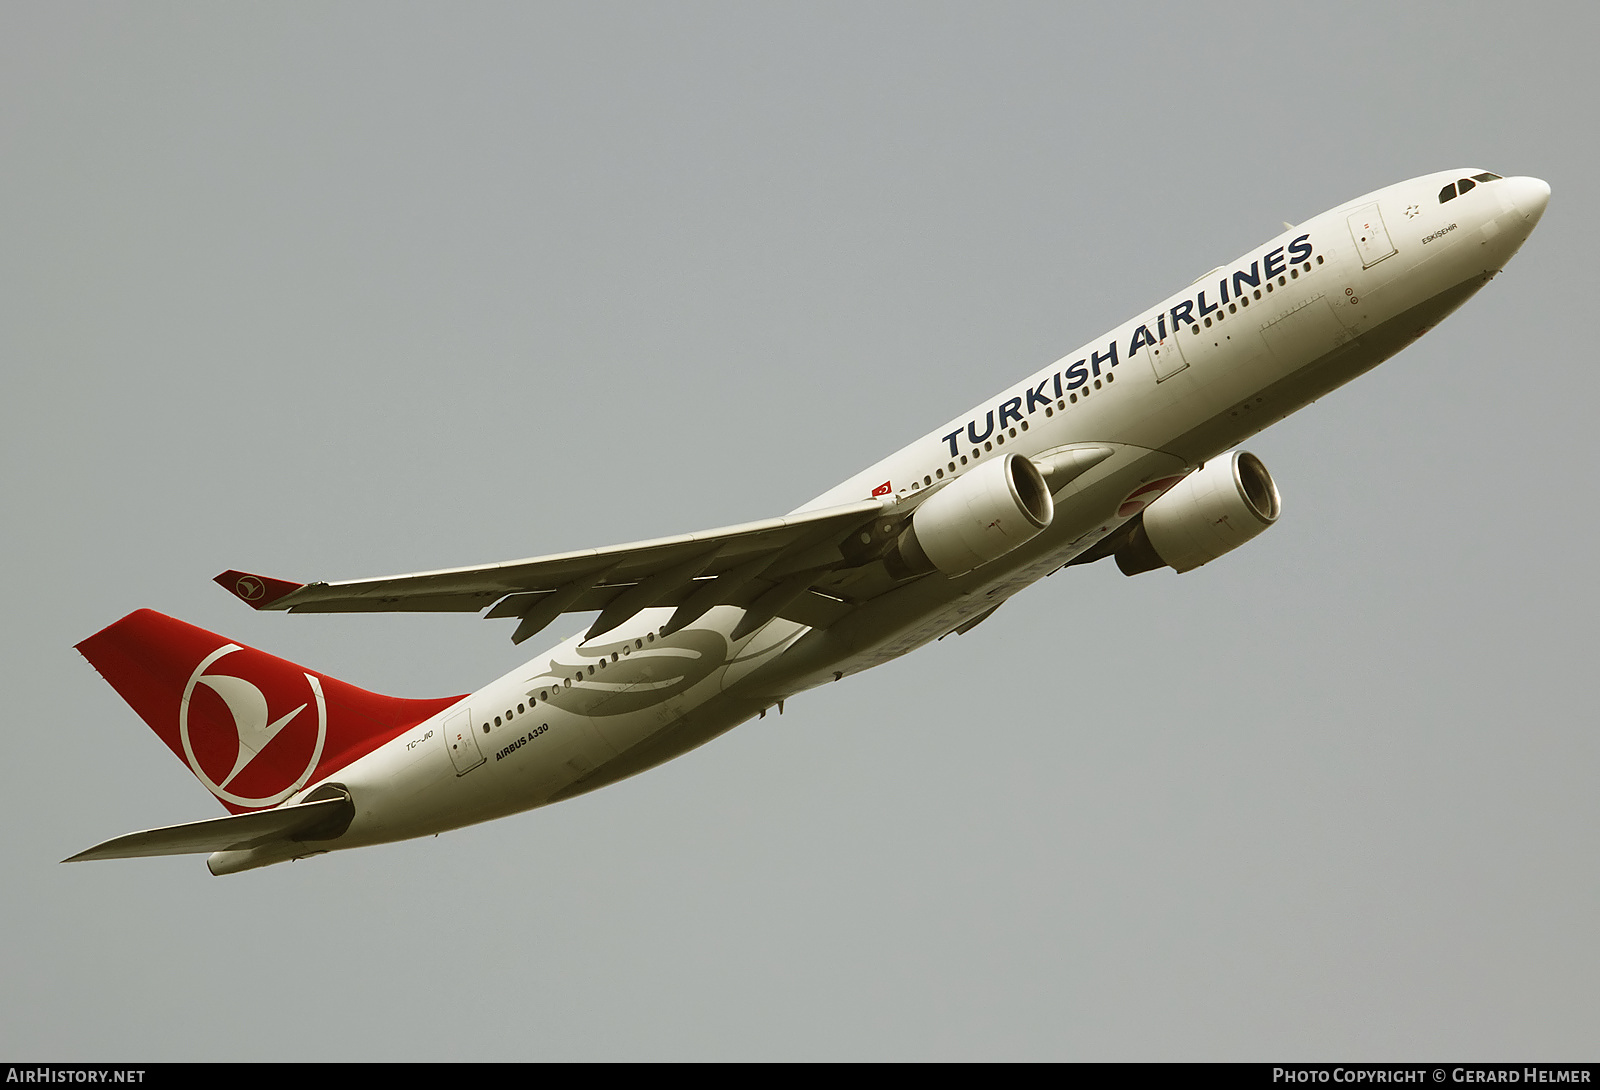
[69,168,1550,874]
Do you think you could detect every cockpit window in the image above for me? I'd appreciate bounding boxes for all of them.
[1440,173,1502,203]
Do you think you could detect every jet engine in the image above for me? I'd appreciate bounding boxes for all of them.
[886,453,1054,577]
[1114,451,1281,575]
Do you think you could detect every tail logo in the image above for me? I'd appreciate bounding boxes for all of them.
[234,576,266,601]
[180,644,328,808]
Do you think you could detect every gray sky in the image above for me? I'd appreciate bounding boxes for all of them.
[4,2,1596,1061]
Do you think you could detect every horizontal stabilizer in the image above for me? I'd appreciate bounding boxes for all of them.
[63,796,353,862]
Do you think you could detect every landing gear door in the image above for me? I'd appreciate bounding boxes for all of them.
[1346,203,1397,268]
[444,709,485,775]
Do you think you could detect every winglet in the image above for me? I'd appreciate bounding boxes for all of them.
[214,570,305,609]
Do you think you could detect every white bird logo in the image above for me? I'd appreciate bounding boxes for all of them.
[179,644,328,809]
[194,673,307,789]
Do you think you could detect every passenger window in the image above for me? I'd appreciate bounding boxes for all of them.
[1439,183,1457,203]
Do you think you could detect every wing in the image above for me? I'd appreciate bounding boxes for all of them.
[215,447,1121,645]
[216,497,905,645]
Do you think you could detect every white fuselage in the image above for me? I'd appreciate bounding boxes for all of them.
[212,169,1548,871]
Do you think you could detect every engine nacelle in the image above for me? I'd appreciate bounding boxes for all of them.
[1115,451,1281,575]
[887,453,1054,577]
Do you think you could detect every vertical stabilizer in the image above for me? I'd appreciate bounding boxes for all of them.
[77,610,462,814]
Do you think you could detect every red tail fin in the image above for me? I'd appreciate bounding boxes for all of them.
[77,610,462,814]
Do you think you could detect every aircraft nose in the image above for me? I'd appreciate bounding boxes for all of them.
[1504,176,1551,227]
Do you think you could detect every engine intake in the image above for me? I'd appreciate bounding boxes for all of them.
[1115,451,1281,575]
[887,454,1054,578]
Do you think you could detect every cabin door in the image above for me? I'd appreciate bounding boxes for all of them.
[1145,322,1189,382]
[444,709,485,775]
[1346,203,1397,268]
